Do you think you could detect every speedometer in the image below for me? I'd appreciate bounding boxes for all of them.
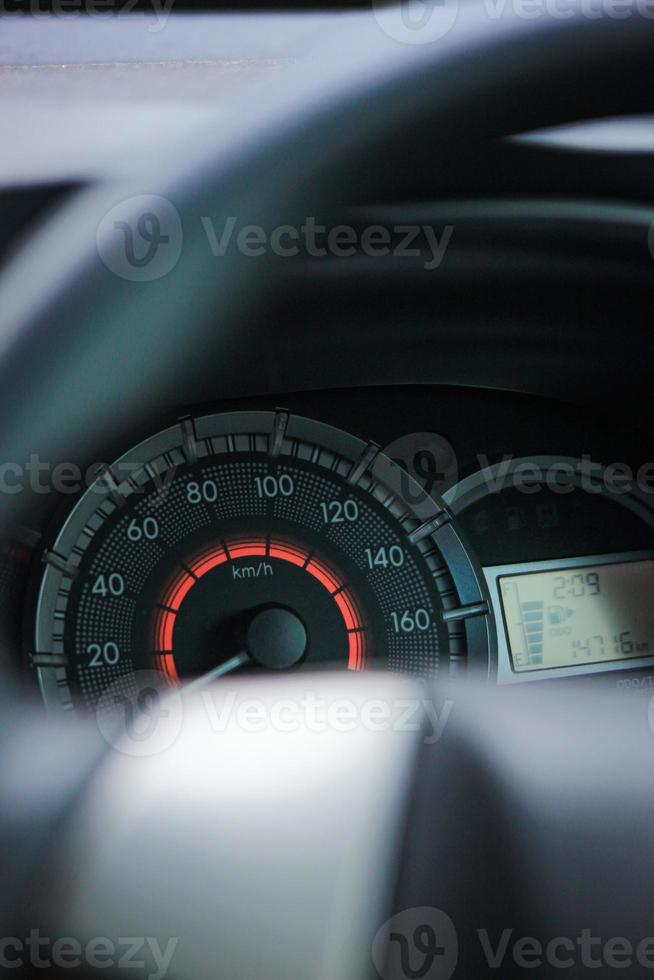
[33,411,492,712]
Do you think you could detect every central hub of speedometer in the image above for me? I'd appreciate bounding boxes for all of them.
[245,607,307,670]
[33,410,492,714]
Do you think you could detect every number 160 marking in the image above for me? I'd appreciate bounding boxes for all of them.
[390,609,431,633]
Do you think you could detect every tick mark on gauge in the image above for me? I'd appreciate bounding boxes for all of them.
[269,409,290,458]
[42,549,79,579]
[177,559,198,581]
[180,417,199,464]
[302,548,315,569]
[97,465,127,509]
[442,601,489,623]
[408,512,449,544]
[30,652,69,668]
[347,442,380,486]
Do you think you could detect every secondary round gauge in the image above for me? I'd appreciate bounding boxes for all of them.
[444,455,654,684]
[444,455,654,565]
[33,412,492,713]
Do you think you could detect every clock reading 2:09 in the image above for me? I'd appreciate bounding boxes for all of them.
[33,411,492,713]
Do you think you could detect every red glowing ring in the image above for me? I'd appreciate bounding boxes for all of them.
[151,535,369,684]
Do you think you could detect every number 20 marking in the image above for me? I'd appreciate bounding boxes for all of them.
[88,641,121,667]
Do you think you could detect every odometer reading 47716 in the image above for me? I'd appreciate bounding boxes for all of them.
[500,558,654,672]
[33,411,491,713]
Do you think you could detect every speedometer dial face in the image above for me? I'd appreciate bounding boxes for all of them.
[33,412,491,712]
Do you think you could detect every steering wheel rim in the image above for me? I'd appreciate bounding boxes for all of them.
[0,13,652,533]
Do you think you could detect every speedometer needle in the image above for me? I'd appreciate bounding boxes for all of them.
[181,651,250,696]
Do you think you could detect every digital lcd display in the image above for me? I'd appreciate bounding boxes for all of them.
[499,559,654,672]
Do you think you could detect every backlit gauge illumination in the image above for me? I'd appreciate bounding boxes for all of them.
[33,412,492,713]
[152,535,369,683]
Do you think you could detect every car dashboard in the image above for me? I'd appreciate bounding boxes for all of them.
[0,382,648,721]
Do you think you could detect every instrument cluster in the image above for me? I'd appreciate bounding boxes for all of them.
[10,385,653,713]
